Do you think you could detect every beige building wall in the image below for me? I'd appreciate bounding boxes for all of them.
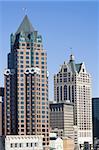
[63,138,74,150]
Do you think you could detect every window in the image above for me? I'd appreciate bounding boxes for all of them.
[22,43,25,46]
[19,143,22,147]
[37,44,40,47]
[15,143,17,147]
[26,61,29,64]
[20,52,23,54]
[26,56,29,59]
[36,57,39,60]
[27,43,30,47]
[20,56,23,59]
[72,85,74,102]
[36,61,39,64]
[41,62,44,64]
[36,52,39,55]
[69,86,71,101]
[60,86,62,101]
[26,52,29,55]
[21,106,24,109]
[64,85,67,100]
[10,143,13,148]
[42,70,45,73]
[21,124,24,127]
[57,87,59,102]
[26,143,29,147]
[64,68,67,72]
[20,65,23,68]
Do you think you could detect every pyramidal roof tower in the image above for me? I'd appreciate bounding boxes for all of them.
[16,15,35,34]
[4,15,49,149]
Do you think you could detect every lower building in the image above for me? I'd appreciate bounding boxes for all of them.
[51,128,63,139]
[83,142,91,150]
[50,101,74,139]
[92,98,99,145]
[94,139,99,150]
[5,135,44,150]
[49,133,63,150]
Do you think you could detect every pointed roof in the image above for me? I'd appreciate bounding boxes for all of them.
[16,15,34,34]
[68,54,82,73]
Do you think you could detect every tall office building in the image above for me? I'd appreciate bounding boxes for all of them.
[4,15,49,149]
[54,54,93,148]
[92,98,99,142]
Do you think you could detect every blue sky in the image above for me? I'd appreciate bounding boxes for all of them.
[0,1,99,99]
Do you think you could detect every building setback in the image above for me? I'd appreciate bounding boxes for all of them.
[4,15,49,149]
[54,54,93,149]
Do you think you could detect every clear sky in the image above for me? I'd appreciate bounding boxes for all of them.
[0,1,99,99]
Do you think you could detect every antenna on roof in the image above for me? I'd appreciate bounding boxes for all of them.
[22,7,27,15]
[70,47,73,55]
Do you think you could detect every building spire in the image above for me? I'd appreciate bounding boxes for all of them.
[70,54,75,61]
[16,15,34,34]
[22,8,27,15]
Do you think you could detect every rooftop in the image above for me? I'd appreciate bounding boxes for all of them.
[16,15,35,34]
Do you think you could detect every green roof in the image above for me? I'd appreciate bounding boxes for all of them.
[69,60,76,73]
[68,57,82,73]
[75,63,82,73]
[16,15,34,34]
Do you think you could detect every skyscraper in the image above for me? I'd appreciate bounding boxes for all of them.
[54,54,93,149]
[4,15,49,149]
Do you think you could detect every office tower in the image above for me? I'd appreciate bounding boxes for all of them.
[0,87,4,136]
[54,54,93,148]
[92,98,99,142]
[50,101,74,139]
[4,15,49,149]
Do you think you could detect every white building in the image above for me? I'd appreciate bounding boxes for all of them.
[5,135,43,150]
[49,133,63,150]
[54,54,93,149]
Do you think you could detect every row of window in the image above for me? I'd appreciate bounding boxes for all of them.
[57,85,74,102]
[10,142,38,148]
